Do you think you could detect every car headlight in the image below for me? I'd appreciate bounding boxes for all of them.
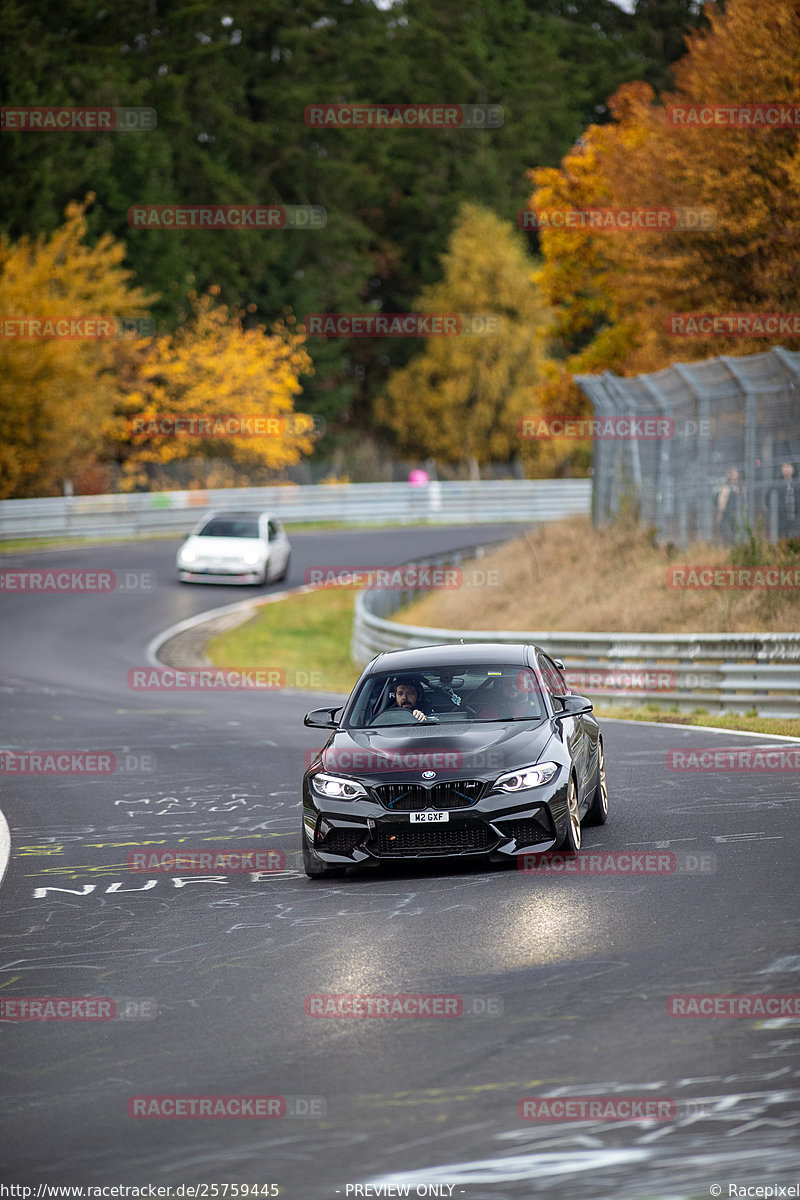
[494,762,560,792]
[241,549,263,566]
[179,547,198,564]
[311,773,367,800]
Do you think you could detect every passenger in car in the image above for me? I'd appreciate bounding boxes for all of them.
[477,674,539,719]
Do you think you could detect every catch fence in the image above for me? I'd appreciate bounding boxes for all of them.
[576,347,800,548]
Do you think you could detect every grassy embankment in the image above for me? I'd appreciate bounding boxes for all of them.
[207,515,800,737]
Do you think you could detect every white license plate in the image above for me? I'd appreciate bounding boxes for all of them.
[410,811,449,823]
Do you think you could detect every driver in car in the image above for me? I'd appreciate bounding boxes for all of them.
[389,676,433,723]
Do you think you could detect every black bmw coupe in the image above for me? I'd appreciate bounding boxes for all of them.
[301,642,608,878]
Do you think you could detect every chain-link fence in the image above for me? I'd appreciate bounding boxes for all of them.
[576,347,800,547]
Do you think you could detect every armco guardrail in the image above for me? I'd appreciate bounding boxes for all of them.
[0,479,591,541]
[352,548,800,718]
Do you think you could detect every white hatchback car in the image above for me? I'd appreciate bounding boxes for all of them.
[176,510,291,585]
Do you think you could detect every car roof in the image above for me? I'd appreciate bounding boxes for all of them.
[367,643,536,673]
[198,510,274,521]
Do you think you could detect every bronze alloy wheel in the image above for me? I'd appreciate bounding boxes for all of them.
[562,773,582,852]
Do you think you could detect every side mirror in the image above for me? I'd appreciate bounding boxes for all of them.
[552,694,592,718]
[304,707,342,729]
[553,658,565,670]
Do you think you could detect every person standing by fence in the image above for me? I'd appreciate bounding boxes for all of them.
[714,468,745,546]
[768,460,800,540]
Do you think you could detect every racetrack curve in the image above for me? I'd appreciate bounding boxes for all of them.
[1,525,798,1199]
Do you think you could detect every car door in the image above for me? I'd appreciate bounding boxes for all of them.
[538,651,591,798]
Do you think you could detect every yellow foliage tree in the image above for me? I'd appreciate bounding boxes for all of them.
[0,196,152,498]
[109,292,314,491]
[375,203,550,478]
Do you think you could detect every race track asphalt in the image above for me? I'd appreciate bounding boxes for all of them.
[1,525,798,1198]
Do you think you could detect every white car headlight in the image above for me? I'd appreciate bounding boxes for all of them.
[311,773,367,800]
[241,549,263,565]
[494,762,560,792]
[179,546,198,564]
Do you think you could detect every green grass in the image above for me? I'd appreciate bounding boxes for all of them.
[0,532,181,552]
[592,704,800,738]
[206,585,361,694]
[206,586,800,738]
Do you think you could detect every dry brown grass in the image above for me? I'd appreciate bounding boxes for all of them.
[397,515,800,634]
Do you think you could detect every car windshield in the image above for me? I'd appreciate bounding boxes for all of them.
[346,665,546,727]
[198,517,261,539]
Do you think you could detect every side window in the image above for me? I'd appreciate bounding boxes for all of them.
[267,520,278,542]
[538,653,569,697]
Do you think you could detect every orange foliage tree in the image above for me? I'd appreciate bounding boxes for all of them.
[525,0,800,473]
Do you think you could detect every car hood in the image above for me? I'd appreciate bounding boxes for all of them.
[314,722,559,783]
[184,535,266,558]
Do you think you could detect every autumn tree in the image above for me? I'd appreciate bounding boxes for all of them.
[524,0,800,473]
[375,204,550,477]
[0,0,707,440]
[108,290,314,491]
[0,196,152,498]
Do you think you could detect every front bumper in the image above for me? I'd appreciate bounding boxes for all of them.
[178,564,264,584]
[302,776,570,866]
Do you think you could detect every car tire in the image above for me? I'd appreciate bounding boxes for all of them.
[558,773,582,853]
[585,739,609,826]
[302,826,347,879]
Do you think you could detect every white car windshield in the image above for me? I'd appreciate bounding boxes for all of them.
[198,517,261,538]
